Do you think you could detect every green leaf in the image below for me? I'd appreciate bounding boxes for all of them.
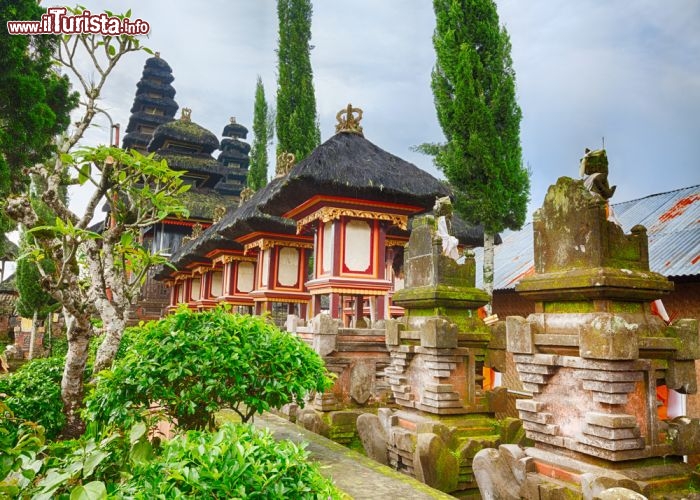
[108,44,116,56]
[70,481,107,500]
[78,163,91,185]
[130,439,153,465]
[82,449,109,478]
[129,421,147,444]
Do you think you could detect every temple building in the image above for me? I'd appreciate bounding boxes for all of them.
[119,54,252,320]
[158,105,489,326]
[121,53,178,154]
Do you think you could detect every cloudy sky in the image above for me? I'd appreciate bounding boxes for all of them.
[47,0,700,222]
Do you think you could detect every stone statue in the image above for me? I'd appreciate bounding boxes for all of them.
[579,148,616,200]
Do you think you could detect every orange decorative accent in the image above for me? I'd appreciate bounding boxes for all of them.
[296,206,407,234]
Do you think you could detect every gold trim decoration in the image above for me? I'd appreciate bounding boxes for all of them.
[212,206,226,223]
[385,238,409,247]
[182,222,203,244]
[211,254,257,265]
[244,238,314,255]
[275,151,296,178]
[180,107,192,122]
[238,186,254,206]
[335,104,363,136]
[311,287,388,296]
[296,206,407,233]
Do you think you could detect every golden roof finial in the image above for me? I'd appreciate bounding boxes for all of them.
[230,116,237,124]
[335,103,363,136]
[155,51,160,58]
[181,108,192,122]
[239,186,254,206]
[275,151,296,177]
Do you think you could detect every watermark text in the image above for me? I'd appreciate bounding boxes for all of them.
[7,7,150,36]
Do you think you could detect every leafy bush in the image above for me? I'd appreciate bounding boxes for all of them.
[85,307,333,430]
[117,423,341,499]
[0,406,46,498]
[0,357,65,438]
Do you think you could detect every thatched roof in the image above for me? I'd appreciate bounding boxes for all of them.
[124,112,173,133]
[259,132,451,215]
[136,79,176,98]
[149,118,219,154]
[130,94,178,115]
[179,189,239,220]
[217,176,296,241]
[0,273,16,294]
[222,120,248,139]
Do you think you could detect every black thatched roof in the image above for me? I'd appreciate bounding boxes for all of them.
[130,94,178,114]
[217,176,296,241]
[180,189,239,220]
[222,120,248,139]
[136,79,176,98]
[0,273,16,294]
[155,219,243,279]
[149,118,219,154]
[124,113,173,134]
[391,213,499,248]
[259,132,451,216]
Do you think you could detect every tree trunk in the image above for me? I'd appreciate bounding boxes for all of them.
[45,311,52,356]
[28,310,38,359]
[483,231,495,315]
[92,310,127,375]
[61,313,92,437]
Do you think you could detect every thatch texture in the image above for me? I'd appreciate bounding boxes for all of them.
[149,119,219,154]
[179,189,239,220]
[259,132,451,215]
[222,121,248,139]
[217,176,296,240]
[136,79,176,98]
[124,113,173,133]
[130,95,178,114]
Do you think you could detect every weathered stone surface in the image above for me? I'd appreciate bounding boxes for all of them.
[356,413,388,465]
[585,412,637,429]
[472,448,520,500]
[507,316,534,354]
[594,488,647,500]
[296,408,329,437]
[385,319,400,346]
[666,359,698,394]
[420,318,458,349]
[349,360,374,404]
[579,314,639,360]
[312,313,338,356]
[414,432,459,493]
[670,318,700,360]
[667,417,700,455]
[581,471,644,500]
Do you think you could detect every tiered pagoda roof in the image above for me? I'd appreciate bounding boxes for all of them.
[122,53,178,153]
[216,118,252,197]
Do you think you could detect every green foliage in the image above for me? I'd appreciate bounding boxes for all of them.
[16,228,57,319]
[430,0,529,234]
[0,410,46,498]
[276,0,320,161]
[0,0,78,247]
[85,308,333,430]
[118,423,340,499]
[248,76,271,191]
[0,357,65,439]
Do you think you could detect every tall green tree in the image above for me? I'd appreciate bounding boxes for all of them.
[276,0,320,162]
[247,76,271,191]
[430,0,529,307]
[0,0,77,251]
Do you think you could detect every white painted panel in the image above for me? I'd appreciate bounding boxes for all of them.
[322,221,332,274]
[278,247,300,287]
[344,220,371,272]
[237,262,254,293]
[210,272,223,297]
[190,279,201,301]
[260,249,270,287]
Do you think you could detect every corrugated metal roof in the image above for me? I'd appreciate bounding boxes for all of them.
[475,184,700,289]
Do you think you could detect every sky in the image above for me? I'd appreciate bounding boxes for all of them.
[45,0,700,223]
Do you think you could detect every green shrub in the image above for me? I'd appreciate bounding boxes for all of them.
[0,357,65,438]
[117,423,341,499]
[85,307,333,430]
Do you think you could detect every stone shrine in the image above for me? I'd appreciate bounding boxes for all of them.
[474,159,700,498]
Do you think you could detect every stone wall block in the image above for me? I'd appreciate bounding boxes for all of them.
[506,316,535,354]
[579,315,639,360]
[356,413,389,465]
[670,318,700,360]
[667,417,700,455]
[414,432,459,493]
[420,318,458,349]
[666,360,698,394]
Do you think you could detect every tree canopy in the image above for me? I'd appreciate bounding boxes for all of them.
[276,0,320,162]
[247,76,271,191]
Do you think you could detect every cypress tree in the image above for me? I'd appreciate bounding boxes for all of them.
[247,76,270,191]
[431,0,529,305]
[276,0,320,161]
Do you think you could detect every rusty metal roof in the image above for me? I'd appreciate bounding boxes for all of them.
[475,184,700,289]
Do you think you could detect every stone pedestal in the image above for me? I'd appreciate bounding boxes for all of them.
[477,176,700,498]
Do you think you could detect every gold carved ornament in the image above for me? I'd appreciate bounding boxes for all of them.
[296,206,408,234]
[211,254,257,265]
[275,151,296,178]
[335,104,364,136]
[180,107,192,122]
[181,222,203,245]
[212,206,226,223]
[238,187,254,206]
[385,238,409,248]
[244,238,314,255]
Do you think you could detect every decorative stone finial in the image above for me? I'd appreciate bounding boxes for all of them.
[275,151,295,177]
[155,51,160,58]
[239,186,254,206]
[335,103,364,136]
[579,148,616,200]
[212,206,226,223]
[180,108,192,122]
[230,116,236,124]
